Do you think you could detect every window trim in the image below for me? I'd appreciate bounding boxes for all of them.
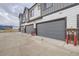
[43,3,53,11]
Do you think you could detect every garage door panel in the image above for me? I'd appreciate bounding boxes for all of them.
[77,15,79,40]
[37,19,66,40]
[26,25,34,33]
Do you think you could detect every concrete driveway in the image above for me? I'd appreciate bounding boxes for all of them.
[0,32,79,56]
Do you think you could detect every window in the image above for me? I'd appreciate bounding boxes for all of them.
[26,13,28,19]
[46,3,52,8]
[32,9,34,17]
[38,4,40,10]
[30,9,34,17]
[44,3,53,10]
[22,15,25,23]
[25,11,28,19]
[30,10,32,17]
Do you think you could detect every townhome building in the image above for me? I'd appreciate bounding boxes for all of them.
[19,7,29,32]
[18,13,23,32]
[19,3,79,43]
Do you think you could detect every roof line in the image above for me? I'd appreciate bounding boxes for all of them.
[28,3,37,10]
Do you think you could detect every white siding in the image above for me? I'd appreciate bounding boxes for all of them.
[22,5,79,29]
[36,5,79,29]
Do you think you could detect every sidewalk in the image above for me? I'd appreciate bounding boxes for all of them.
[31,35,79,54]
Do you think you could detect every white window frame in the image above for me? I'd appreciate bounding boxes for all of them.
[38,4,40,10]
[46,3,52,8]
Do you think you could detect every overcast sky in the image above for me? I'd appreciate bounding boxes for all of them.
[0,3,34,26]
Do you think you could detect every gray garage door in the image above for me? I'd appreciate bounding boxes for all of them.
[37,18,66,41]
[77,15,79,41]
[26,25,34,33]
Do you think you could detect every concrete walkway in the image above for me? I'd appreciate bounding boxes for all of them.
[0,32,79,56]
[33,36,79,55]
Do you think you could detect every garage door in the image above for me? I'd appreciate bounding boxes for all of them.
[77,15,79,41]
[26,24,34,33]
[21,26,25,32]
[37,18,66,41]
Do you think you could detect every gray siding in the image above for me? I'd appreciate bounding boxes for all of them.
[41,3,75,16]
[37,18,66,40]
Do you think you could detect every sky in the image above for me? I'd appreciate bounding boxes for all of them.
[0,3,34,26]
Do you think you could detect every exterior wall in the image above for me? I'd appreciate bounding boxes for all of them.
[23,5,79,29]
[19,14,23,24]
[29,4,41,21]
[22,14,26,23]
[24,8,29,22]
[41,3,53,16]
[37,5,79,29]
[19,13,23,31]
[20,26,25,32]
[19,8,29,32]
[22,8,29,23]
[41,3,75,16]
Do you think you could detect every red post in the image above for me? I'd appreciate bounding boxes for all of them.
[66,32,69,44]
[31,32,36,36]
[74,32,77,46]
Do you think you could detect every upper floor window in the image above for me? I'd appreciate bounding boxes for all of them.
[22,15,25,23]
[25,10,28,19]
[32,9,34,17]
[38,4,40,10]
[30,9,34,17]
[29,11,32,17]
[44,3,53,10]
[46,3,52,8]
[26,13,28,19]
